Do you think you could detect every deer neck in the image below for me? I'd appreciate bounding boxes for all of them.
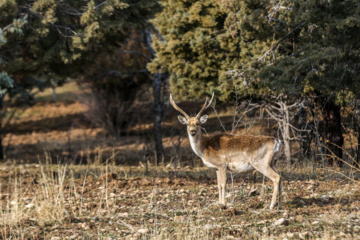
[188,131,205,159]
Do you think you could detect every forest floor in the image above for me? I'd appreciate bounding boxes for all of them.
[0,82,360,239]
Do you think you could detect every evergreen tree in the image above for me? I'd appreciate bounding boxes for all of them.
[151,0,360,165]
[0,14,27,96]
[1,0,160,80]
[0,0,160,160]
[148,0,227,99]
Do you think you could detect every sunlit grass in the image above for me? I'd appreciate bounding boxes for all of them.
[1,153,359,239]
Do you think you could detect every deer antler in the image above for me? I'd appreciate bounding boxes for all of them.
[170,94,190,119]
[196,92,215,118]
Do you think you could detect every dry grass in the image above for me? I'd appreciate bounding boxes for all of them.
[1,157,360,239]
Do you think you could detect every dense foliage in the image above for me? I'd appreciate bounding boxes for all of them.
[150,0,360,102]
[0,0,160,92]
[0,0,160,159]
[150,0,360,165]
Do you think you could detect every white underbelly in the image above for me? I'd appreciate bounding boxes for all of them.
[201,159,218,169]
[228,162,254,173]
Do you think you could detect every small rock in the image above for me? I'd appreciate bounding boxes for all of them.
[295,215,304,222]
[133,233,141,238]
[204,224,220,230]
[205,224,213,230]
[25,203,35,209]
[124,235,133,240]
[51,238,61,240]
[174,215,187,223]
[312,221,319,225]
[262,226,270,236]
[225,193,233,199]
[286,232,298,238]
[310,193,319,198]
[307,185,315,191]
[138,228,149,234]
[118,212,129,218]
[283,212,290,218]
[299,232,309,239]
[308,179,319,186]
[320,194,333,202]
[140,178,152,186]
[339,232,346,238]
[274,218,290,226]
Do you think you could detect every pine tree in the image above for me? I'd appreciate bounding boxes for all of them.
[149,0,227,99]
[0,0,161,160]
[151,0,360,166]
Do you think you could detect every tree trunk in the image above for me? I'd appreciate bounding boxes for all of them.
[153,72,165,165]
[145,28,168,166]
[265,100,293,164]
[282,129,292,164]
[322,100,343,167]
[280,101,292,164]
[293,103,312,159]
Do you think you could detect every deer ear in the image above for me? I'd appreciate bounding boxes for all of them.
[178,115,188,124]
[199,115,208,124]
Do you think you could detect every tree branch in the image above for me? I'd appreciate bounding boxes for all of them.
[264,108,281,121]
[271,22,305,51]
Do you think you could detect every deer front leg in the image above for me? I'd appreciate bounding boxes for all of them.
[216,167,227,205]
[270,174,281,210]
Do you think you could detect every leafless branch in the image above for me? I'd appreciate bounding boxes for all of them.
[53,24,80,37]
[95,0,109,9]
[2,23,13,32]
[211,103,227,133]
[264,107,282,121]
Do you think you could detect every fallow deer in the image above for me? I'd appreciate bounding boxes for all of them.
[170,92,282,209]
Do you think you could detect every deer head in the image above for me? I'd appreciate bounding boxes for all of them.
[170,92,215,136]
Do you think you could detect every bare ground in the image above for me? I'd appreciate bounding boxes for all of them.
[0,164,359,239]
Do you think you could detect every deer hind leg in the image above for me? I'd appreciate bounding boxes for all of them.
[253,163,281,210]
[216,167,227,205]
[271,164,282,210]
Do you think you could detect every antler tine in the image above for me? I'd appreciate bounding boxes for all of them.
[196,92,215,118]
[169,93,190,119]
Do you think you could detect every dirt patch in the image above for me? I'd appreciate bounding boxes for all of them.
[1,165,359,239]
